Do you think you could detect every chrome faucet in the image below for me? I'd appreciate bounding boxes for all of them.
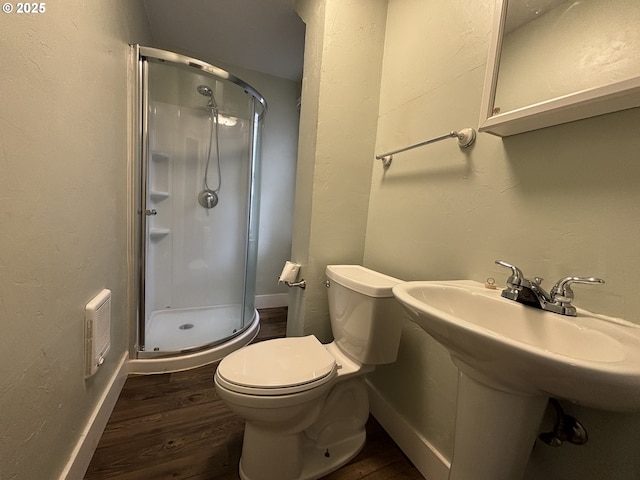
[495,260,605,316]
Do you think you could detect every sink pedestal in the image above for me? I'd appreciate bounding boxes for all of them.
[450,368,547,480]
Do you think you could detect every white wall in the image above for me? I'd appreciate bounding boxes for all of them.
[228,66,302,304]
[208,62,301,301]
[145,99,250,311]
[0,2,151,478]
[292,0,640,478]
[290,0,387,340]
[248,70,300,299]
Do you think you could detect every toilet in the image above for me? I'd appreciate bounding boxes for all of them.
[214,265,405,480]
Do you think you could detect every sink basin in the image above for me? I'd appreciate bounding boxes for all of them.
[393,280,640,479]
[392,280,640,411]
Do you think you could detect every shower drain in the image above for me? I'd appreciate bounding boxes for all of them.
[178,323,194,330]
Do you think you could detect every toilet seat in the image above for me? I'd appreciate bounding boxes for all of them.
[216,336,338,396]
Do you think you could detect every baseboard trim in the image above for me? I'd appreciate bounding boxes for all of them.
[255,293,288,309]
[367,380,450,480]
[58,352,129,480]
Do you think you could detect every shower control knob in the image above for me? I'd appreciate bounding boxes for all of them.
[145,209,157,216]
[199,190,219,209]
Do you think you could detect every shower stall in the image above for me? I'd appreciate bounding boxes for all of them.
[130,46,266,373]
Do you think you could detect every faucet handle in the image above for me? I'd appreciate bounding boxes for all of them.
[495,260,527,301]
[550,276,605,304]
[495,260,525,287]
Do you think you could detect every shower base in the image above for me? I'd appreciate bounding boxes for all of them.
[146,304,246,352]
[129,305,259,375]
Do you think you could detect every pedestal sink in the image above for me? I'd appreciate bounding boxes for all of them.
[392,280,640,480]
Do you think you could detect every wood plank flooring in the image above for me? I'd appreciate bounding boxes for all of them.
[85,307,424,480]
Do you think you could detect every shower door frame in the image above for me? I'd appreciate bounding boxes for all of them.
[134,45,266,358]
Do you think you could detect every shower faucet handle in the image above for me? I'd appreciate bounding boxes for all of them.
[145,209,157,216]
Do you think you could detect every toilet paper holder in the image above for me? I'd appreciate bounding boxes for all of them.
[279,261,306,289]
[284,279,306,289]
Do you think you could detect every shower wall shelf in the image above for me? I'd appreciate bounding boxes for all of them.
[375,127,476,168]
[149,228,170,239]
[152,152,169,162]
[150,190,169,200]
[150,151,170,197]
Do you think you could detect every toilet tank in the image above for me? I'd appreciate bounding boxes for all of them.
[326,265,404,365]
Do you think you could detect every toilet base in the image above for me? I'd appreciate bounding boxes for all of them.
[238,378,370,480]
[239,427,366,480]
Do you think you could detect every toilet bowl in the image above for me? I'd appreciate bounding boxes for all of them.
[214,265,404,480]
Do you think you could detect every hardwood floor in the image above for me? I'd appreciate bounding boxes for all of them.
[85,307,424,480]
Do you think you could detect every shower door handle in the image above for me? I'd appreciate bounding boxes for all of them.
[145,209,157,216]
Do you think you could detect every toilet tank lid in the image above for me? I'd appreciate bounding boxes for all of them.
[326,265,403,298]
[217,336,336,389]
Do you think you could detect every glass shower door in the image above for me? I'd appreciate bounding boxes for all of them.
[139,53,261,357]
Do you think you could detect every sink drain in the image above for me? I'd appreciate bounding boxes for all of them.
[179,323,194,330]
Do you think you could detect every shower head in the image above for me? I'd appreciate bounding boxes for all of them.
[197,84,219,111]
[197,85,213,97]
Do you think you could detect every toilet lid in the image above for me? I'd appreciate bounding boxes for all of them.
[217,336,337,394]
